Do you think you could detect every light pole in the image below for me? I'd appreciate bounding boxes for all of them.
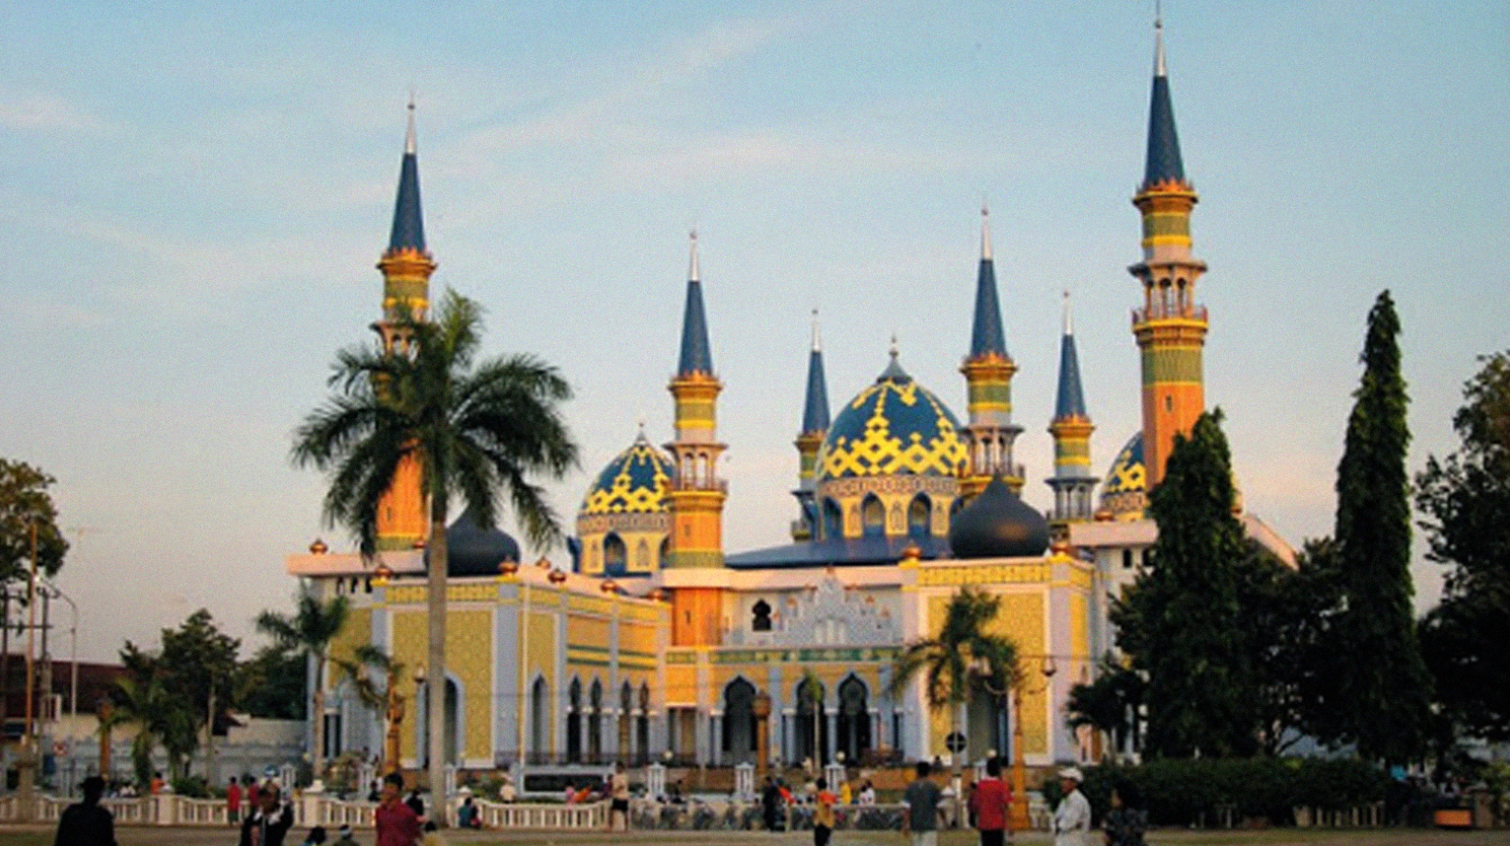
[972,654,1056,833]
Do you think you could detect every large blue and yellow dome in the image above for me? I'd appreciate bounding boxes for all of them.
[580,431,673,515]
[816,353,967,481]
[1099,431,1147,520]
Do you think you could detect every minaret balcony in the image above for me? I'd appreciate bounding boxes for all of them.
[666,477,729,494]
[1132,302,1207,323]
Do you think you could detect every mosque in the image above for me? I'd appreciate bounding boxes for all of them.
[286,22,1294,780]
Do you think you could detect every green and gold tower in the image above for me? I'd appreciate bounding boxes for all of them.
[374,103,435,551]
[665,232,727,646]
[960,205,1024,499]
[1130,19,1207,488]
[1046,292,1098,525]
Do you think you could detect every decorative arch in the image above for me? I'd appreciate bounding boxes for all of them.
[567,677,583,763]
[603,533,627,577]
[752,599,773,632]
[821,498,842,541]
[837,674,871,761]
[589,679,604,762]
[722,677,758,763]
[413,673,463,767]
[908,494,931,539]
[796,676,828,765]
[861,495,885,537]
[530,675,549,763]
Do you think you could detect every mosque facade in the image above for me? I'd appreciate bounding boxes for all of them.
[285,23,1293,778]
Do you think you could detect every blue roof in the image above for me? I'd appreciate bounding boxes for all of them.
[816,356,967,481]
[387,149,426,254]
[1142,73,1186,190]
[1054,330,1088,419]
[726,534,952,569]
[676,278,714,376]
[969,256,1008,358]
[801,347,830,434]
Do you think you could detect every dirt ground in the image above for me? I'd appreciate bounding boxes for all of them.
[0,824,1504,846]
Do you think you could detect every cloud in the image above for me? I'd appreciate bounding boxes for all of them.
[0,85,108,133]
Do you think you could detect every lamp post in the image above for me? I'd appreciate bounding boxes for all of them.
[412,662,426,783]
[972,653,1056,833]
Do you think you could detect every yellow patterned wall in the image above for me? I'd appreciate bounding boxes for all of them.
[925,588,1049,755]
[328,608,372,682]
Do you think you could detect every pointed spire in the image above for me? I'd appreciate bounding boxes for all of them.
[1054,290,1088,420]
[1142,13,1187,190]
[969,206,1008,359]
[801,309,830,435]
[676,230,714,376]
[879,335,911,383]
[980,201,993,261]
[387,99,427,254]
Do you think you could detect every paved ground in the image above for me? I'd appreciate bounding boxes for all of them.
[0,825,1503,845]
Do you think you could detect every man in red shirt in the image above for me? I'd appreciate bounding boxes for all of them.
[227,777,243,825]
[970,756,1013,846]
[375,773,421,846]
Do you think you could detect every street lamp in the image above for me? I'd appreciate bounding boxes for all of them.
[972,654,1056,833]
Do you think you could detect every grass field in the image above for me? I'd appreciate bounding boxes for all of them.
[0,825,1502,846]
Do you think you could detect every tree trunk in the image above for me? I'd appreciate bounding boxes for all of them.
[427,504,449,826]
[311,669,326,781]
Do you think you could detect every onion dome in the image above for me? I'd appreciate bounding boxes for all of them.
[816,349,967,481]
[1099,432,1148,520]
[444,506,521,577]
[948,476,1049,558]
[580,430,673,515]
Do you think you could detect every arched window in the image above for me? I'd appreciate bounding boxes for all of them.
[796,676,827,765]
[908,495,931,539]
[589,679,604,763]
[530,677,548,763]
[658,537,669,567]
[567,678,583,763]
[837,675,871,762]
[637,683,651,762]
[620,681,634,761]
[752,600,773,632]
[603,533,627,577]
[861,495,885,537]
[822,498,842,540]
[722,678,757,762]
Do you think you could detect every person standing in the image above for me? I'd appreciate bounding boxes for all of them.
[238,783,294,846]
[1103,783,1146,846]
[812,777,836,846]
[375,774,422,846]
[227,776,243,826]
[1052,768,1092,846]
[54,775,117,846]
[608,761,630,832]
[971,757,1012,846]
[761,775,782,832]
[901,760,943,846]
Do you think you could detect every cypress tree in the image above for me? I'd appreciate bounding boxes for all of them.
[1114,410,1259,758]
[1328,290,1432,763]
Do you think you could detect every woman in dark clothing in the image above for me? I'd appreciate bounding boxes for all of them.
[1103,782,1147,846]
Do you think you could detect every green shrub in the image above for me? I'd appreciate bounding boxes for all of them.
[1069,757,1385,827]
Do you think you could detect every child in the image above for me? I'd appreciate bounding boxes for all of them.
[300,824,327,846]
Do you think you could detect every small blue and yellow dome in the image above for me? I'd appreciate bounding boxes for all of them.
[580,431,673,515]
[816,352,967,481]
[1099,431,1147,520]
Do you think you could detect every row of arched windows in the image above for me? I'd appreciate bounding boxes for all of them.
[721,674,873,765]
[818,493,936,541]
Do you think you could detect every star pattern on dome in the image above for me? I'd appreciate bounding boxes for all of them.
[818,376,967,480]
[581,436,673,515]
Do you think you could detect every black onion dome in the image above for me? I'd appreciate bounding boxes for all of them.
[444,506,521,576]
[948,477,1050,559]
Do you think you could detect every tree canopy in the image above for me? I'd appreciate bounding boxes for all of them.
[0,458,68,583]
[1417,349,1510,740]
[1113,410,1260,758]
[1323,290,1432,763]
[292,289,577,809]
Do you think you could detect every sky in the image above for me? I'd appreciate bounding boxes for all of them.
[2,1,1506,664]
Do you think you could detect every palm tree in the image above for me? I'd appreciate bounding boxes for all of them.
[889,586,1017,770]
[332,643,404,771]
[256,593,350,779]
[1066,655,1144,764]
[115,645,197,784]
[292,289,577,811]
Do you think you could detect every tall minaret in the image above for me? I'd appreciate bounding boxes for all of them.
[1046,292,1098,524]
[665,232,727,644]
[960,205,1024,498]
[1130,16,1207,488]
[791,310,830,541]
[374,101,435,551]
